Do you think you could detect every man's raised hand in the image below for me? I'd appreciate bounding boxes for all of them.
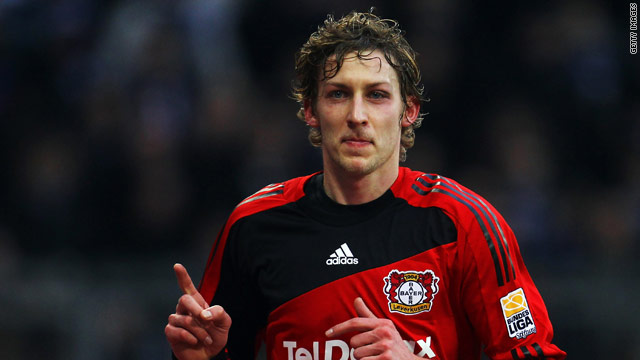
[165,263,232,360]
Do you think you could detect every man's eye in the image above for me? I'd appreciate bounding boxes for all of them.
[370,91,386,99]
[330,90,344,98]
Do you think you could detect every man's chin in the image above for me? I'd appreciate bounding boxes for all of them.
[336,157,376,176]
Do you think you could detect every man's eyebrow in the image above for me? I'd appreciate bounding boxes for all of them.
[323,81,348,88]
[365,81,393,88]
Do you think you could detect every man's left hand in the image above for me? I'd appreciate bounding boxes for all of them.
[325,297,419,360]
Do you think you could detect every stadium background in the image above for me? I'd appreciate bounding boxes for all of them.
[0,0,638,359]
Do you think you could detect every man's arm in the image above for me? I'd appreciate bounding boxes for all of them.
[165,263,232,360]
[456,209,566,359]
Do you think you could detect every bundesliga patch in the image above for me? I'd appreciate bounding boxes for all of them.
[500,288,537,339]
[383,269,439,315]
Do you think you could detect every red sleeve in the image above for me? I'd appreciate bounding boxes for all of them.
[460,213,565,359]
[418,173,566,359]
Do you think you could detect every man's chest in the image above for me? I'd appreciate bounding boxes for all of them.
[260,243,465,360]
[233,206,457,314]
[227,204,470,359]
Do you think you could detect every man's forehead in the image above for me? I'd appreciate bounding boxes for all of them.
[324,50,392,70]
[321,50,398,82]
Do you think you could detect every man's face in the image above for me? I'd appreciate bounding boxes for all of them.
[304,49,419,177]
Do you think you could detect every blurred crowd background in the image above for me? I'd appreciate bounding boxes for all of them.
[1,0,638,359]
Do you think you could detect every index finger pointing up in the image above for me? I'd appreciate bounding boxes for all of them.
[174,263,199,296]
[174,263,209,308]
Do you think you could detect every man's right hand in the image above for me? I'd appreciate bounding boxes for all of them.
[165,263,232,360]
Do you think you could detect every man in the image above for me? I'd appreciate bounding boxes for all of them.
[165,11,566,360]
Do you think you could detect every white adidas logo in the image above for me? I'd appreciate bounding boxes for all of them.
[326,243,359,265]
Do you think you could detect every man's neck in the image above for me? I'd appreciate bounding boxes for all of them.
[322,165,399,205]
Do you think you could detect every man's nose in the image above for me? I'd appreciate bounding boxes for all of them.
[347,95,368,127]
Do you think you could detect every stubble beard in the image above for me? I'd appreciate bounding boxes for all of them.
[322,114,405,178]
[326,139,399,178]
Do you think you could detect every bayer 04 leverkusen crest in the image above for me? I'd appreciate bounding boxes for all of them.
[383,269,440,315]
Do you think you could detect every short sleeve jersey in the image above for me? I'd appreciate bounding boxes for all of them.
[198,167,566,360]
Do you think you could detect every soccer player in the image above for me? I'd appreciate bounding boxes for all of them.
[165,10,566,360]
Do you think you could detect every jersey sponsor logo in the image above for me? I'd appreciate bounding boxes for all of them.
[325,243,359,265]
[383,269,439,315]
[500,287,536,339]
[283,336,437,359]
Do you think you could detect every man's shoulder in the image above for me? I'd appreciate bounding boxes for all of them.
[226,172,317,225]
[394,167,498,224]
[393,167,473,203]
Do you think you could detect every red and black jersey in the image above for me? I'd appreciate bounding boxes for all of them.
[198,167,566,360]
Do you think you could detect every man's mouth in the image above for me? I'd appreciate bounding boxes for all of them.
[342,137,373,145]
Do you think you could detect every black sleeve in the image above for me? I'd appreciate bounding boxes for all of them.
[207,219,266,359]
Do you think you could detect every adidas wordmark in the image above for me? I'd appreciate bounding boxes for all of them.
[326,243,359,265]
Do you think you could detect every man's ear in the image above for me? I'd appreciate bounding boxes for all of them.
[303,99,319,128]
[401,96,421,127]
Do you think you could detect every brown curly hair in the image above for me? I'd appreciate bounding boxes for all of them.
[292,10,425,162]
